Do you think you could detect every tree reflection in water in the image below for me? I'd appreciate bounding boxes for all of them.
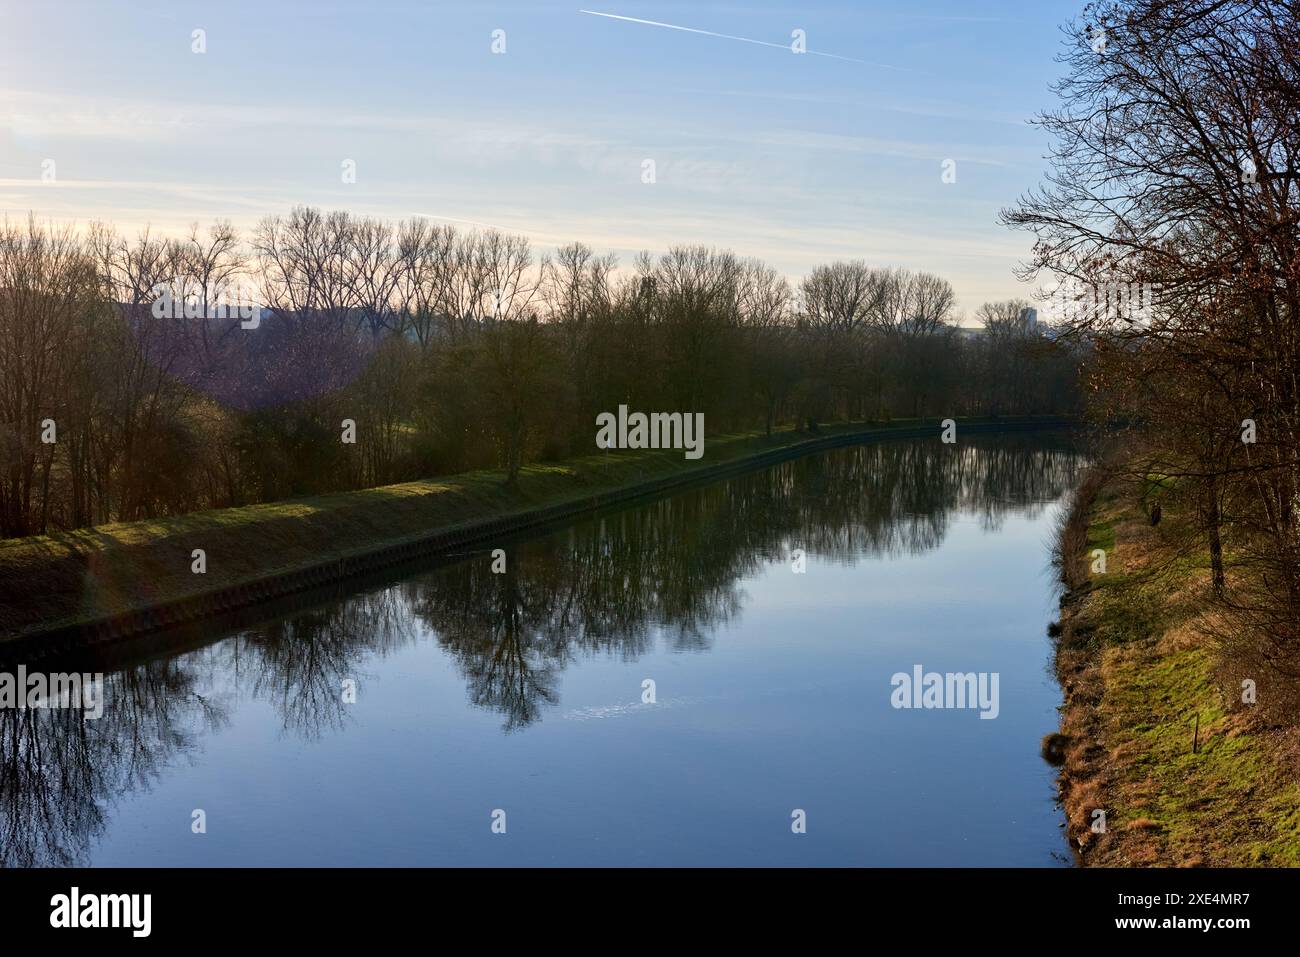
[0,432,1084,865]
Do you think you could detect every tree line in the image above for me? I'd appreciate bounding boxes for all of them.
[0,207,1081,539]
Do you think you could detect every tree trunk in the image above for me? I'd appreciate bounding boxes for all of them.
[1206,483,1225,595]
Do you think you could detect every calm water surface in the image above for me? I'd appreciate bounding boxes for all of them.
[2,433,1086,866]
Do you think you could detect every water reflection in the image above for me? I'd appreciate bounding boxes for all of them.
[0,432,1083,866]
[0,659,225,866]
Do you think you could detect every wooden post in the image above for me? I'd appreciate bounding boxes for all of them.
[1192,713,1199,754]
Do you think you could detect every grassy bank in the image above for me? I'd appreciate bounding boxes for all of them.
[1,416,1066,645]
[1051,459,1300,866]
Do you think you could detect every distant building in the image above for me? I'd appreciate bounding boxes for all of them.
[1019,306,1038,331]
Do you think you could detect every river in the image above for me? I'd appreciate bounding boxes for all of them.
[0,430,1087,866]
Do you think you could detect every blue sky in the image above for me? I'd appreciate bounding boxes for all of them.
[0,0,1080,318]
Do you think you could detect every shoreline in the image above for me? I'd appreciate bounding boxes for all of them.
[1,416,1074,659]
[1049,455,1300,866]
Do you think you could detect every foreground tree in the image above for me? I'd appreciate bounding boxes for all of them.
[1005,0,1300,693]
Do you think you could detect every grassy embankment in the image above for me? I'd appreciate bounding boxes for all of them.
[1,416,1054,644]
[1051,459,1300,865]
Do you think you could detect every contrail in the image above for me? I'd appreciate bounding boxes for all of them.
[578,9,907,70]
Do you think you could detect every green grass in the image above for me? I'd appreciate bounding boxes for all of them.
[1097,637,1300,865]
[1086,517,1116,555]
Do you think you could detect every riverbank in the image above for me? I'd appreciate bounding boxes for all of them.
[1051,456,1300,865]
[1,416,1071,652]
